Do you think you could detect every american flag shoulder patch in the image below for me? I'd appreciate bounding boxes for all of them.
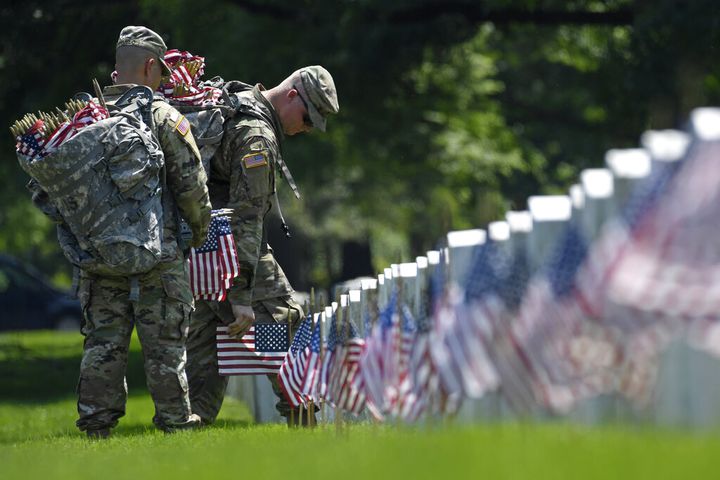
[242,151,268,169]
[175,116,190,136]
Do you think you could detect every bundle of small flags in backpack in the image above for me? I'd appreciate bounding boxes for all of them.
[10,99,109,160]
[158,49,222,106]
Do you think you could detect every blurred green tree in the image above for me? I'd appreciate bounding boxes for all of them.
[1,0,719,290]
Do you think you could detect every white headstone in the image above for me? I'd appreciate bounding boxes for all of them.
[446,229,486,284]
[488,221,510,242]
[580,168,614,239]
[569,183,585,220]
[527,196,571,271]
[690,107,720,141]
[641,130,690,164]
[605,148,652,212]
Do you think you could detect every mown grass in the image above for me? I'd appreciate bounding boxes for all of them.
[1,331,719,480]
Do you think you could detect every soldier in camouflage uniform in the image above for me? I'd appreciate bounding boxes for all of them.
[186,66,339,425]
[32,26,212,437]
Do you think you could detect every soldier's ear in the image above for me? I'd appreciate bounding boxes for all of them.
[144,57,155,77]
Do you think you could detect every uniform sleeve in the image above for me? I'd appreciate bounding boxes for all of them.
[223,131,274,306]
[27,178,63,223]
[156,105,212,247]
[27,179,82,259]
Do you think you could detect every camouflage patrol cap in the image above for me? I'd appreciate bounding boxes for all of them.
[292,66,339,132]
[116,26,171,75]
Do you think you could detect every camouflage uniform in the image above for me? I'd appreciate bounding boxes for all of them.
[25,26,211,434]
[186,85,303,423]
[28,83,212,433]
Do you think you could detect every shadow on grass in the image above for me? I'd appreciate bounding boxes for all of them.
[1,332,253,444]
[111,419,253,437]
[1,419,255,445]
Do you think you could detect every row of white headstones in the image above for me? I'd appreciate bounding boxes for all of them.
[229,107,720,429]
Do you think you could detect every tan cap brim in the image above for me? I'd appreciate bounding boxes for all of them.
[159,57,171,76]
[296,83,326,132]
[306,100,326,132]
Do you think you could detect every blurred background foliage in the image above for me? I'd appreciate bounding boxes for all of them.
[1,0,719,291]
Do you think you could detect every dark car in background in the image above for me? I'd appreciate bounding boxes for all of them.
[0,254,81,331]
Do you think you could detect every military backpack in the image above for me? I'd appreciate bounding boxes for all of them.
[17,87,166,277]
[168,78,263,172]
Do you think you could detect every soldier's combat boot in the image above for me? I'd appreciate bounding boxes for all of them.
[161,413,203,433]
[86,428,111,439]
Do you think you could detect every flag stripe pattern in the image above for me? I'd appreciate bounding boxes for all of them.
[278,315,315,407]
[189,213,240,301]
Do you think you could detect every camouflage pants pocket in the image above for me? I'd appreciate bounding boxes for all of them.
[158,298,191,345]
[78,278,93,336]
[158,274,192,345]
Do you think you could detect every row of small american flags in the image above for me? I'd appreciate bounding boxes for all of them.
[214,292,441,422]
[211,108,720,422]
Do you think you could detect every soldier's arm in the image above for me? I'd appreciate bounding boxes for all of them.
[156,106,212,247]
[27,178,63,223]
[224,134,273,307]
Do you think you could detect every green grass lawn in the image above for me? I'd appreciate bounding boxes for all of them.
[1,331,719,480]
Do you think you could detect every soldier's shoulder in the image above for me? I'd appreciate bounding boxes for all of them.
[152,100,195,142]
[229,113,267,130]
[151,98,180,122]
[228,116,276,146]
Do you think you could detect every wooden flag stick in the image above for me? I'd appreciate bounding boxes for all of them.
[92,78,107,111]
[308,400,315,428]
[394,279,403,428]
[317,291,327,425]
[334,299,344,435]
[287,306,295,428]
[296,304,304,427]
[309,288,317,428]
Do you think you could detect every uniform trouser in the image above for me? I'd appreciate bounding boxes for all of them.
[75,258,196,432]
[186,295,303,423]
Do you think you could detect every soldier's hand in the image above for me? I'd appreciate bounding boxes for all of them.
[228,304,255,338]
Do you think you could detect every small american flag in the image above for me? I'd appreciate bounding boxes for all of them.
[429,287,466,413]
[278,315,315,407]
[299,320,323,401]
[189,214,240,301]
[397,333,433,422]
[332,335,366,416]
[318,313,338,403]
[216,323,289,375]
[392,305,426,420]
[360,295,399,421]
[17,130,44,158]
[319,314,366,415]
[451,243,502,400]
